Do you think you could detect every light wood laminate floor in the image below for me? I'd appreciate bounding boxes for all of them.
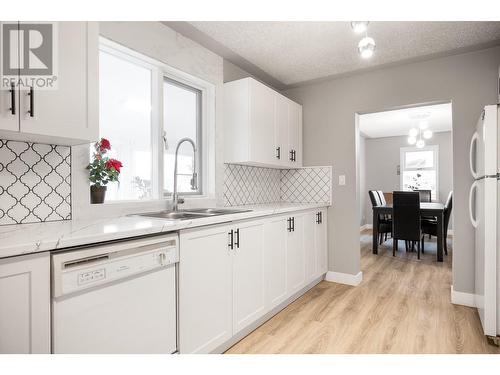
[226,231,499,354]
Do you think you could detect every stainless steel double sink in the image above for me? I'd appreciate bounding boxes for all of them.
[137,208,252,221]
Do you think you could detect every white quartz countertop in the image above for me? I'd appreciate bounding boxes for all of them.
[0,202,329,259]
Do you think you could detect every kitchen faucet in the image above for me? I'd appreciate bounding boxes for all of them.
[172,137,197,211]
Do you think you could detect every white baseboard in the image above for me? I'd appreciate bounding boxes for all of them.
[450,285,475,307]
[447,229,453,236]
[325,271,363,286]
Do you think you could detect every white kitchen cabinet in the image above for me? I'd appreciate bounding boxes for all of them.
[0,22,19,133]
[263,216,288,309]
[224,77,302,168]
[286,214,306,295]
[247,79,276,165]
[274,93,290,167]
[303,212,318,283]
[232,220,266,334]
[179,208,327,353]
[303,209,329,281]
[179,224,233,354]
[288,101,303,167]
[0,83,18,132]
[0,22,99,145]
[0,253,50,354]
[315,209,328,275]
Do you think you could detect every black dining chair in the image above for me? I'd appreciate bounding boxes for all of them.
[422,191,453,256]
[392,191,424,259]
[415,189,432,202]
[377,190,393,228]
[415,189,435,236]
[368,190,392,244]
[376,190,386,205]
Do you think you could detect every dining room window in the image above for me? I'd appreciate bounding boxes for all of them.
[400,145,439,200]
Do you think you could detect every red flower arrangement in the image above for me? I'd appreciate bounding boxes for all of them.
[86,138,123,188]
[106,158,123,173]
[100,138,111,152]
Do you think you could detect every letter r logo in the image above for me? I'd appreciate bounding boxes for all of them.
[2,22,54,76]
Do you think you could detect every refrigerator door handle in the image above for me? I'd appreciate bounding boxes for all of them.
[469,131,479,179]
[469,180,479,228]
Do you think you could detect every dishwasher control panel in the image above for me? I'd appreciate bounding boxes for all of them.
[78,268,106,285]
[53,238,179,297]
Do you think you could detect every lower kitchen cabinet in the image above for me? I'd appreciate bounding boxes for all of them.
[0,253,51,354]
[178,208,329,354]
[263,217,288,309]
[232,220,266,334]
[303,208,329,282]
[286,215,306,295]
[316,208,328,275]
[179,224,233,354]
[303,211,318,283]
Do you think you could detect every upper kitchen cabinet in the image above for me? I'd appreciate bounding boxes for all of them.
[0,22,99,145]
[224,77,302,168]
[287,100,303,167]
[274,93,290,167]
[0,22,19,133]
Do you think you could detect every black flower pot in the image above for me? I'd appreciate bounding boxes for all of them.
[90,185,107,204]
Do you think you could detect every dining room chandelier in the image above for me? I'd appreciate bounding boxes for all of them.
[408,121,433,148]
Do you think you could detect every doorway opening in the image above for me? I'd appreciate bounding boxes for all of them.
[356,101,453,263]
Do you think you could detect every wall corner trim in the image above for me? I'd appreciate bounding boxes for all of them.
[450,285,476,307]
[325,271,363,286]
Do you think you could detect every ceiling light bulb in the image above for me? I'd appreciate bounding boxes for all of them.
[407,136,416,145]
[416,139,425,148]
[358,36,376,59]
[419,121,429,130]
[409,128,418,137]
[423,130,433,139]
[351,21,369,34]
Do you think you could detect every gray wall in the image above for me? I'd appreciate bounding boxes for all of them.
[358,134,366,226]
[224,60,256,82]
[223,59,282,92]
[361,131,453,227]
[284,46,500,293]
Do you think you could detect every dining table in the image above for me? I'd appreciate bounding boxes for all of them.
[372,202,446,262]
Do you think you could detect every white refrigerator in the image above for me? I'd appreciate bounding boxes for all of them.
[469,104,500,342]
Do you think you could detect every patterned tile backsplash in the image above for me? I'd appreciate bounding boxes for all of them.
[281,167,332,203]
[224,164,332,206]
[0,139,71,225]
[224,164,281,205]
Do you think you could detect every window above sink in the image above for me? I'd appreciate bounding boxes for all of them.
[96,37,216,203]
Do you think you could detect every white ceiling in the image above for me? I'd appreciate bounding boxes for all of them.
[182,21,500,87]
[358,103,452,139]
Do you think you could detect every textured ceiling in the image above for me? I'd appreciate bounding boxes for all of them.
[359,103,452,139]
[188,21,500,86]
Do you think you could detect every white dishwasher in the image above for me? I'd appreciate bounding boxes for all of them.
[51,234,178,354]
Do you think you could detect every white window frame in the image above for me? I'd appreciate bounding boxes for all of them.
[98,37,216,202]
[400,145,439,201]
